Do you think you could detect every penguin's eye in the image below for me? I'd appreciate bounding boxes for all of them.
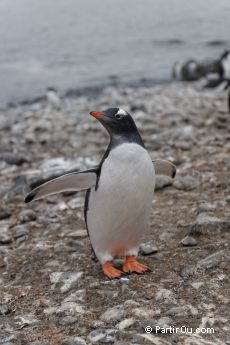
[115,114,122,119]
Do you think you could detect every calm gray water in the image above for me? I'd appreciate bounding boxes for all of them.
[0,0,230,107]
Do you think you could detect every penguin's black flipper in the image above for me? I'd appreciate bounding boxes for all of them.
[153,160,176,178]
[25,169,97,203]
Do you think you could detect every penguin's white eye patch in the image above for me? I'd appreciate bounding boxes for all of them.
[117,108,127,116]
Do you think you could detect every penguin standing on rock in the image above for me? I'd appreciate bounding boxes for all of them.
[25,108,176,278]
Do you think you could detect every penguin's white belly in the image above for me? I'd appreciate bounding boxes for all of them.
[87,143,155,263]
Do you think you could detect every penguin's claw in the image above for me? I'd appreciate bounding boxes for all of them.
[102,261,123,279]
[123,255,150,274]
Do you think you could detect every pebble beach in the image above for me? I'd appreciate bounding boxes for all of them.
[0,82,230,345]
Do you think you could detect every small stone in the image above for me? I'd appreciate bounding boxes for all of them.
[180,235,197,246]
[197,250,230,270]
[18,209,36,223]
[157,316,172,329]
[64,289,86,302]
[68,197,84,209]
[140,319,158,332]
[0,210,12,220]
[173,176,199,190]
[141,316,172,333]
[25,341,49,345]
[166,306,185,317]
[15,313,39,326]
[12,225,29,239]
[140,242,158,255]
[120,277,130,285]
[56,202,69,211]
[59,316,78,326]
[100,306,126,323]
[155,288,174,301]
[0,221,11,244]
[132,308,155,319]
[1,152,28,165]
[49,271,83,293]
[197,202,216,213]
[191,213,230,234]
[190,282,205,289]
[87,329,118,343]
[0,304,11,315]
[0,334,18,344]
[66,229,88,238]
[61,337,86,345]
[56,302,86,315]
[155,175,173,190]
[116,318,136,331]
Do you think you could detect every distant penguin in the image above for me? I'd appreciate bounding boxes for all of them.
[219,50,230,80]
[25,108,176,278]
[46,87,61,109]
[206,50,230,112]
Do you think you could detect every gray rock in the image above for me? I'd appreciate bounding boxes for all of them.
[180,235,197,246]
[0,210,11,220]
[191,213,230,234]
[49,271,83,293]
[190,282,204,289]
[66,229,88,238]
[59,316,78,326]
[0,221,11,244]
[182,250,230,277]
[15,313,39,326]
[0,304,11,315]
[157,316,172,329]
[56,302,86,315]
[140,242,158,255]
[100,306,126,323]
[0,334,20,345]
[166,306,186,317]
[26,340,49,345]
[155,288,174,301]
[197,202,216,213]
[155,175,173,190]
[119,277,130,286]
[132,307,155,319]
[173,176,199,190]
[18,209,36,223]
[141,316,172,333]
[12,224,29,239]
[116,318,136,331]
[1,152,29,165]
[61,337,86,345]
[87,329,118,343]
[63,289,86,302]
[197,250,230,269]
[67,197,84,209]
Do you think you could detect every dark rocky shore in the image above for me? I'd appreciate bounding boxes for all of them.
[0,82,229,345]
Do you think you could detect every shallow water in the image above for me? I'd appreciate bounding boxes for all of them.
[0,0,229,107]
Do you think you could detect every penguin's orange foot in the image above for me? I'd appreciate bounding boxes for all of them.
[102,261,123,279]
[123,255,150,274]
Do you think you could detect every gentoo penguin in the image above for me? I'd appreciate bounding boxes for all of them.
[25,108,176,278]
[46,87,61,109]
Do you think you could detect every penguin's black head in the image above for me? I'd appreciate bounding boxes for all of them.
[90,108,138,136]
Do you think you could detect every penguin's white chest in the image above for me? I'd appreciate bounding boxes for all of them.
[87,143,155,263]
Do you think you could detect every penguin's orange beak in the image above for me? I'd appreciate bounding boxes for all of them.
[90,111,104,118]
